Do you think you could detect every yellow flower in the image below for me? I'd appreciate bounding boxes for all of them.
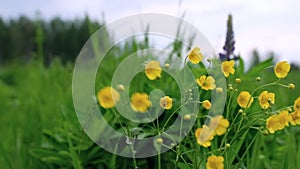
[258,91,275,109]
[160,96,173,109]
[202,100,212,110]
[290,111,300,125]
[209,116,230,136]
[188,47,203,64]
[206,155,224,169]
[221,60,235,77]
[130,93,151,113]
[266,115,284,134]
[278,110,292,127]
[294,97,300,112]
[266,111,291,134]
[196,75,216,90]
[195,125,214,147]
[97,87,120,109]
[274,61,290,78]
[237,91,254,108]
[145,61,162,80]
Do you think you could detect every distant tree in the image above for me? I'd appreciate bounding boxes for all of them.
[0,15,102,65]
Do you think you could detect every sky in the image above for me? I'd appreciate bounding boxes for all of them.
[1,0,300,64]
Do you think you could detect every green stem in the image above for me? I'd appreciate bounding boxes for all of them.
[158,152,161,169]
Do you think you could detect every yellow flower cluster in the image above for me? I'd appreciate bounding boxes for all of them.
[195,116,229,147]
[266,97,300,133]
[98,87,174,113]
[97,60,175,112]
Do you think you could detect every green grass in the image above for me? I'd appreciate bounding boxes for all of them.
[0,50,300,169]
[0,58,74,168]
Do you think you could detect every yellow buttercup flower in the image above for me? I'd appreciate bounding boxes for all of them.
[206,155,224,169]
[209,116,230,136]
[130,93,151,113]
[294,97,300,112]
[160,96,173,110]
[221,60,235,77]
[237,91,254,108]
[278,110,292,127]
[258,91,275,109]
[266,115,284,134]
[290,111,300,125]
[97,86,120,109]
[195,125,214,147]
[145,61,162,80]
[202,100,212,110]
[274,61,290,78]
[196,75,216,90]
[188,47,203,64]
[266,111,291,134]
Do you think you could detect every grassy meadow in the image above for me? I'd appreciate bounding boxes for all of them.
[0,16,300,169]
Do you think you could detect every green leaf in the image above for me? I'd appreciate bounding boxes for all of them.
[225,130,249,167]
[41,157,70,166]
[30,149,71,164]
[237,56,245,75]
[245,57,273,77]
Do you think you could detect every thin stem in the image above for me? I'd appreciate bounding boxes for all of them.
[158,151,161,169]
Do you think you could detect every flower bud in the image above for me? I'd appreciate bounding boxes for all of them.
[156,138,163,144]
[184,114,191,120]
[235,78,241,83]
[216,87,223,93]
[117,84,125,91]
[288,83,295,90]
[256,77,261,82]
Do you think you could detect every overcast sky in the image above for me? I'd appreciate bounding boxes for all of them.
[1,0,300,64]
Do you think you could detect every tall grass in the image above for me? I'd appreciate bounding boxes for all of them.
[0,33,300,169]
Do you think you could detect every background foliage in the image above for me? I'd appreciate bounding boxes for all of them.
[0,15,300,169]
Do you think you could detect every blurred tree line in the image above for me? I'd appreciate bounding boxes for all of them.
[0,14,299,70]
[0,15,101,65]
